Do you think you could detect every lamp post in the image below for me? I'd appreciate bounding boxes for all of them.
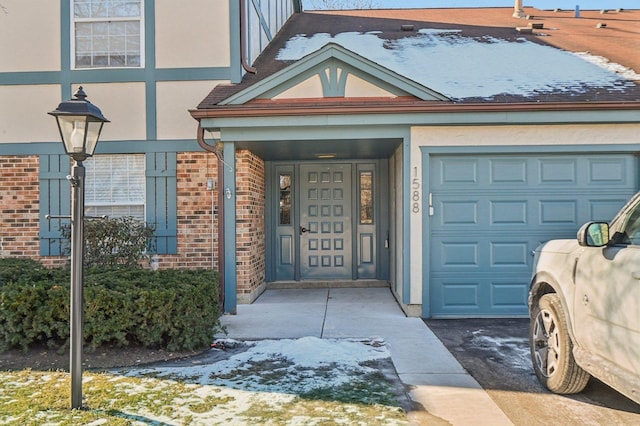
[49,87,109,409]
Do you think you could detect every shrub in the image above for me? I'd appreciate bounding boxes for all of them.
[0,259,221,353]
[0,258,52,286]
[60,216,156,268]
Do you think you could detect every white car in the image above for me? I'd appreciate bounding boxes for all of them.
[529,192,640,404]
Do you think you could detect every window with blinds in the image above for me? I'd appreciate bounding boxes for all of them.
[84,154,145,220]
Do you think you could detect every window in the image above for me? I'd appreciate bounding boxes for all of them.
[84,154,145,220]
[359,171,373,224]
[279,174,292,225]
[621,204,640,245]
[72,0,143,68]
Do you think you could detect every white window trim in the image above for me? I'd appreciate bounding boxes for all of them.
[70,0,145,70]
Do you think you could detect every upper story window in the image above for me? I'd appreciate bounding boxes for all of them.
[72,0,144,69]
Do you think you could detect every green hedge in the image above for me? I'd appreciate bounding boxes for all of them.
[0,258,221,353]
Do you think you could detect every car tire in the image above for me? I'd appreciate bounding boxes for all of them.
[530,293,590,394]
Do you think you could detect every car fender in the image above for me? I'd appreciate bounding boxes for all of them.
[529,239,582,343]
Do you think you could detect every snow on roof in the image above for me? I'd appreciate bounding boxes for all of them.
[276,29,639,101]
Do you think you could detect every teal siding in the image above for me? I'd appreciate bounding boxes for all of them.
[146,152,178,254]
[39,155,71,256]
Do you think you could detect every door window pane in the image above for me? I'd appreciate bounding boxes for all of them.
[279,174,292,225]
[359,171,373,224]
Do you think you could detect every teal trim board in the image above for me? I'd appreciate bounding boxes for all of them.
[223,141,237,314]
[60,0,71,99]
[402,136,412,306]
[0,140,202,156]
[421,150,431,319]
[229,0,242,83]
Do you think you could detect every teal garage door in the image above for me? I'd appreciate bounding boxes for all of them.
[429,154,637,317]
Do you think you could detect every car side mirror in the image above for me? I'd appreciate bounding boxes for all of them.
[577,222,610,247]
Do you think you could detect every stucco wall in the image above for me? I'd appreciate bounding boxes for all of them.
[155,0,231,68]
[0,85,62,144]
[0,1,61,72]
[157,81,228,140]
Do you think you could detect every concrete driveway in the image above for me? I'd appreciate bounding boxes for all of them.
[425,318,640,426]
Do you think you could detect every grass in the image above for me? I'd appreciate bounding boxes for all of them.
[0,369,408,425]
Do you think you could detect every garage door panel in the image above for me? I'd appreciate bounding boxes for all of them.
[436,195,630,230]
[490,158,528,184]
[432,237,536,272]
[429,154,637,317]
[589,198,633,221]
[491,200,527,224]
[440,200,479,225]
[588,158,630,185]
[539,158,578,184]
[431,277,529,315]
[490,242,529,267]
[439,158,479,185]
[539,199,578,225]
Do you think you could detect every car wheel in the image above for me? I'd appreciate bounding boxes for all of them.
[530,293,590,394]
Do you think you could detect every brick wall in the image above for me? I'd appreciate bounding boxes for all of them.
[157,151,219,270]
[1,150,268,302]
[236,150,266,299]
[0,156,42,260]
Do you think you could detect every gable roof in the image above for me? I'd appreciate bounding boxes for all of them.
[219,42,450,105]
[195,7,640,115]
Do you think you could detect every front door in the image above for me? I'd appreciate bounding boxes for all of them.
[299,163,352,279]
[269,161,388,283]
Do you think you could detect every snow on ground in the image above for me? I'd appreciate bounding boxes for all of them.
[121,336,391,394]
[276,29,637,100]
[471,331,533,371]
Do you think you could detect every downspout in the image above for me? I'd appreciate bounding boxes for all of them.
[197,124,226,308]
[240,0,257,74]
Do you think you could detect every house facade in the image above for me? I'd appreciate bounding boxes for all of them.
[0,0,298,306]
[191,7,640,318]
[2,3,639,318]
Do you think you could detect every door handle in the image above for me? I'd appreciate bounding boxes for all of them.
[299,226,309,235]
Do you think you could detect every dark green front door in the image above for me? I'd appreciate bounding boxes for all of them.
[299,163,353,279]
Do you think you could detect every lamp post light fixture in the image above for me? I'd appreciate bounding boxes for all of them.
[49,87,109,409]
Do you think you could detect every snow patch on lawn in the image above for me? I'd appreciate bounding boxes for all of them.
[122,336,391,394]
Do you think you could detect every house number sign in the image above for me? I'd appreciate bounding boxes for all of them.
[412,166,420,214]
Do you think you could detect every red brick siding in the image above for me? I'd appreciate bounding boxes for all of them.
[157,151,219,270]
[1,156,40,258]
[235,150,266,296]
[1,151,268,300]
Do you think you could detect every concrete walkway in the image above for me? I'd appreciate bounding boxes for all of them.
[219,287,513,425]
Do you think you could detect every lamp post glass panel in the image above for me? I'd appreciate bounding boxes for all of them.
[48,87,109,409]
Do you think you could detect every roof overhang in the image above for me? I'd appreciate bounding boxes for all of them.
[192,100,640,122]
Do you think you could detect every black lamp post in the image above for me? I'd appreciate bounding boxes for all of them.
[49,87,109,409]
